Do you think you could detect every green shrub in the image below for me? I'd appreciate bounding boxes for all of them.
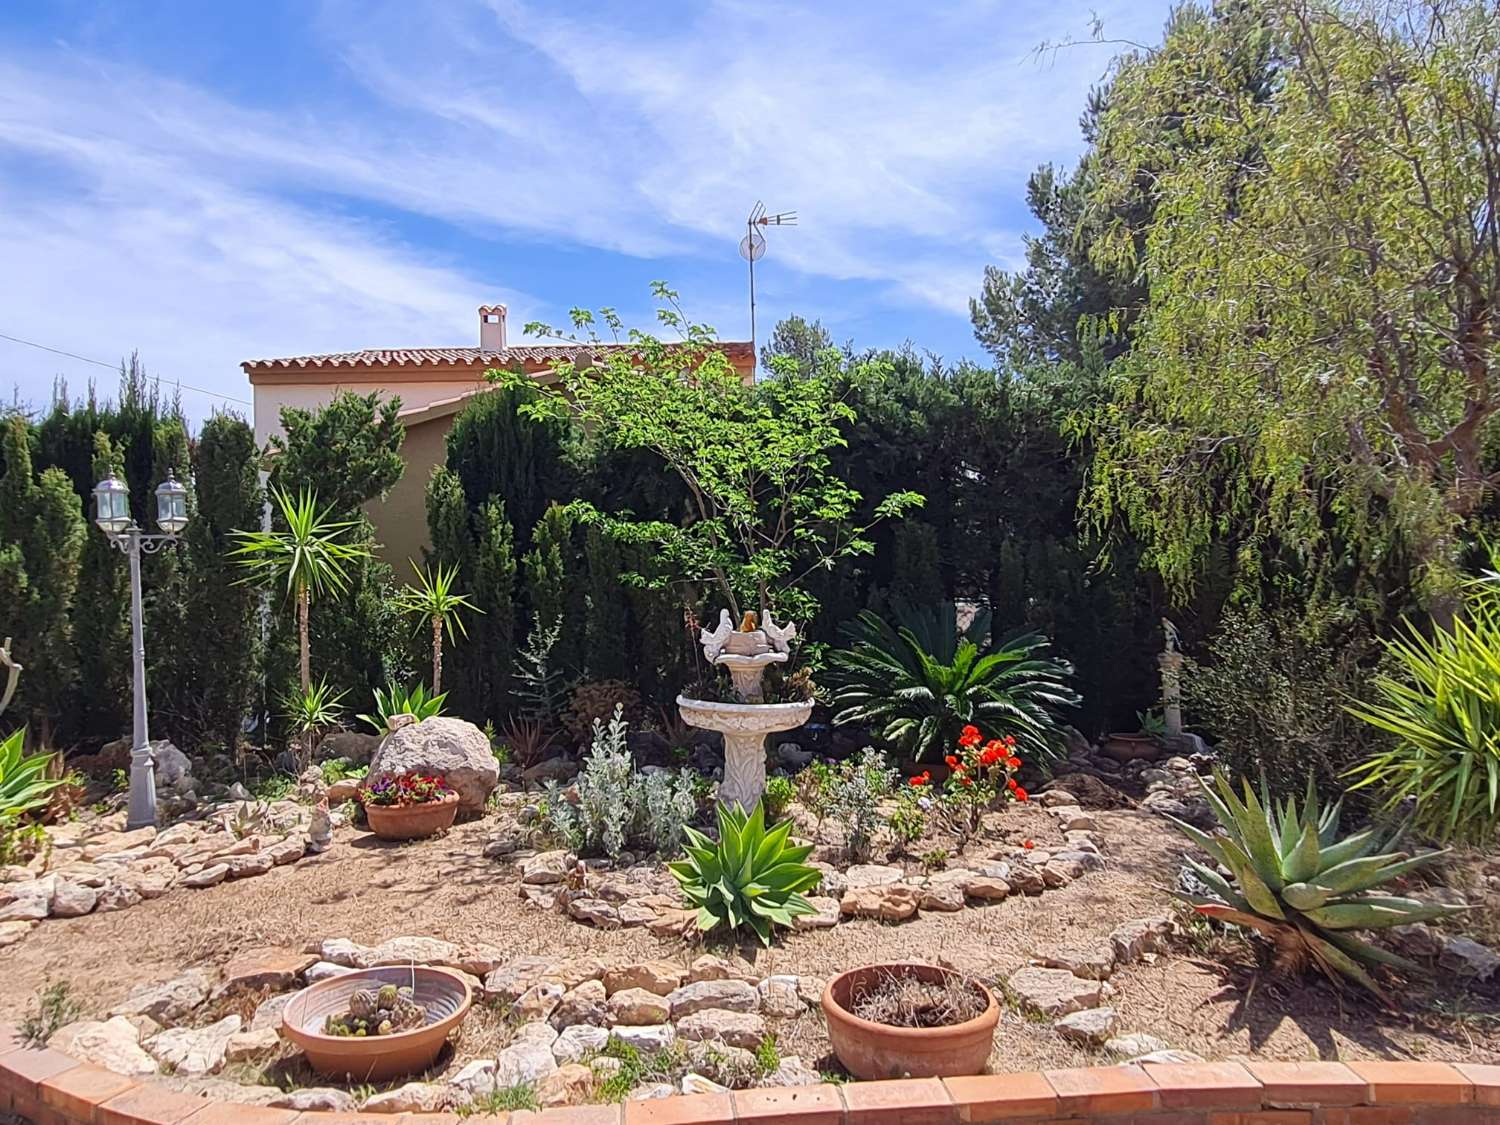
[827,602,1078,765]
[762,774,796,821]
[319,758,368,785]
[357,681,446,733]
[1171,770,1464,1001]
[668,800,820,944]
[815,747,896,861]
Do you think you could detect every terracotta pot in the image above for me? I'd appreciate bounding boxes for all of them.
[364,791,459,840]
[1102,732,1161,763]
[281,965,472,1081]
[821,963,999,1079]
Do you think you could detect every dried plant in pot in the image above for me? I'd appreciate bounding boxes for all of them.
[821,963,998,1079]
[281,964,472,1081]
[360,773,459,840]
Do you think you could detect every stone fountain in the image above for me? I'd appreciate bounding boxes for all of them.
[677,609,814,811]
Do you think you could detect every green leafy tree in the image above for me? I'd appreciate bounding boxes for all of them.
[394,562,481,694]
[0,417,85,742]
[268,391,404,517]
[1079,0,1500,612]
[499,284,923,623]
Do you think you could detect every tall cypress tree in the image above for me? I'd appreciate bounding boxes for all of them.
[73,432,131,740]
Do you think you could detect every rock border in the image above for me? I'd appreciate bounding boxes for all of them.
[6,1022,1496,1125]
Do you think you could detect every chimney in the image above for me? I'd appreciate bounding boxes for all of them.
[479,304,507,351]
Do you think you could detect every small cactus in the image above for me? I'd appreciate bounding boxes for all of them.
[324,981,427,1036]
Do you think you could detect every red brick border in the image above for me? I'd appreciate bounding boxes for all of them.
[4,1023,1498,1125]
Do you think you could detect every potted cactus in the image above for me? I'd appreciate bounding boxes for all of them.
[281,965,472,1080]
[360,773,459,840]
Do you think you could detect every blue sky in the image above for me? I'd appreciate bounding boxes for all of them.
[0,0,1172,424]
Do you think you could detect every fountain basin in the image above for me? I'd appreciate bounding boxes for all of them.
[677,694,813,811]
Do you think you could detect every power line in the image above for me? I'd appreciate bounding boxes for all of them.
[0,329,252,406]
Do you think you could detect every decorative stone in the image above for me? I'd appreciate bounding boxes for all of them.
[484,955,557,1003]
[50,1017,159,1076]
[552,980,608,1029]
[366,935,462,967]
[1007,967,1103,1017]
[757,976,804,1019]
[568,898,621,927]
[1129,1048,1208,1064]
[603,961,684,996]
[0,919,35,947]
[553,1024,609,1063]
[0,877,54,920]
[249,993,294,1032]
[113,968,215,1023]
[225,1028,282,1061]
[537,1062,593,1107]
[146,1014,242,1075]
[1105,1033,1169,1056]
[1006,867,1046,894]
[675,1009,767,1050]
[522,850,573,885]
[667,978,759,1018]
[1037,789,1078,807]
[1440,936,1500,980]
[265,837,306,866]
[629,1083,677,1100]
[1110,916,1175,964]
[792,895,841,929]
[516,981,566,1023]
[916,880,965,912]
[495,1033,559,1087]
[687,954,759,984]
[609,987,670,1025]
[217,948,317,996]
[367,716,499,814]
[609,1023,676,1054]
[269,1088,357,1113]
[845,864,903,889]
[1054,1006,1118,1045]
[362,1082,452,1114]
[770,1056,821,1087]
[1048,806,1096,832]
[181,864,229,888]
[50,880,97,917]
[448,1059,498,1099]
[1036,946,1115,980]
[326,778,362,805]
[962,875,1011,902]
[810,863,847,899]
[96,882,144,912]
[304,961,350,983]
[222,852,274,879]
[544,956,608,989]
[840,883,919,921]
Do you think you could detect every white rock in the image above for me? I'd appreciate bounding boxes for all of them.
[1109,916,1175,964]
[367,716,498,814]
[50,1017,159,1077]
[1054,1007,1118,1045]
[303,961,351,983]
[675,1009,768,1050]
[792,896,841,930]
[269,1089,357,1113]
[494,1036,558,1087]
[1440,936,1500,981]
[757,976,805,1019]
[553,1024,609,1063]
[844,863,903,889]
[449,1059,498,1099]
[1104,1033,1168,1056]
[112,968,215,1023]
[146,1014,242,1075]
[225,1028,281,1061]
[609,1023,676,1054]
[50,880,98,917]
[681,1074,729,1095]
[667,978,759,1018]
[1007,967,1103,1017]
[362,1083,452,1114]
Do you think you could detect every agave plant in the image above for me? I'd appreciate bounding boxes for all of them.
[358,682,447,734]
[1171,770,1466,1001]
[826,601,1079,764]
[668,801,820,945]
[0,728,63,826]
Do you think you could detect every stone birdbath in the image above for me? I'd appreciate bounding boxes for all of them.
[677,609,813,811]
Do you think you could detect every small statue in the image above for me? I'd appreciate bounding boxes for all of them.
[307,797,333,853]
[761,609,797,655]
[699,608,736,663]
[738,610,758,632]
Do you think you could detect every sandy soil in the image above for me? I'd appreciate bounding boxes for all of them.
[3,804,1496,1076]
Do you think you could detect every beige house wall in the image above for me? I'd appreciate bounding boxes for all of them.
[366,414,450,581]
[252,378,485,446]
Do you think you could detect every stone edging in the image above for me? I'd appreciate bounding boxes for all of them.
[5,1022,1498,1125]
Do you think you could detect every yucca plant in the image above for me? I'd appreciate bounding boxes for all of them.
[393,561,482,695]
[1345,598,1500,844]
[1171,770,1466,1001]
[668,801,820,945]
[826,602,1079,764]
[358,682,447,734]
[0,728,63,826]
[280,679,348,765]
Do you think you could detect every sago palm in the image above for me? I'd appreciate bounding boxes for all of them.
[394,561,481,694]
[826,602,1079,764]
[230,487,369,693]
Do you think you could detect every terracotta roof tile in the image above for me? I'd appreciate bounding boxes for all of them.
[242,342,752,373]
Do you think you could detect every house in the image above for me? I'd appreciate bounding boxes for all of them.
[243,304,754,574]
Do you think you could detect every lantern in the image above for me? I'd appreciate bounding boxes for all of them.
[154,470,189,535]
[93,474,132,535]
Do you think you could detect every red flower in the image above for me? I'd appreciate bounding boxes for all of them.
[1014,786,1028,802]
[1007,776,1018,789]
[908,773,930,787]
[980,746,1003,767]
[1007,756,1022,769]
[1023,839,1035,849]
[945,755,960,770]
[961,776,974,787]
[1004,735,1017,747]
[958,725,982,748]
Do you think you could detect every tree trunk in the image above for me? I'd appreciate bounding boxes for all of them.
[432,615,443,695]
[297,583,311,692]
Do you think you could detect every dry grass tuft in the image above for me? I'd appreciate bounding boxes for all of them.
[848,968,986,1029]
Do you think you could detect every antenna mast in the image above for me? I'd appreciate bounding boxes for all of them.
[740,202,796,372]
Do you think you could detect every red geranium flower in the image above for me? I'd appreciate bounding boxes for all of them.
[1007,756,1022,769]
[909,772,930,787]
[958,725,982,748]
[1014,787,1028,801]
[945,755,960,770]
[1023,839,1035,849]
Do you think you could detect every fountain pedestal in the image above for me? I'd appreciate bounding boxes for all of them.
[676,695,814,811]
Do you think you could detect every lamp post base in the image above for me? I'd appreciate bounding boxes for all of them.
[126,744,158,830]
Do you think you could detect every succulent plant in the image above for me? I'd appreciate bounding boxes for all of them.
[324,983,425,1037]
[1170,770,1468,1001]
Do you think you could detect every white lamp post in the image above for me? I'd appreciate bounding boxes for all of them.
[92,469,191,829]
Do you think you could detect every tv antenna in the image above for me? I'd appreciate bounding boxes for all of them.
[740,201,797,370]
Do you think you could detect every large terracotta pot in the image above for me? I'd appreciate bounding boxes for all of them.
[822,963,999,1079]
[1102,732,1161,763]
[364,791,459,840]
[281,965,472,1081]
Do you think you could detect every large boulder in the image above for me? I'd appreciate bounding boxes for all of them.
[366,717,497,814]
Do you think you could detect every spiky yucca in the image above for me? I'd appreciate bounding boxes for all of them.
[668,801,820,946]
[1171,771,1466,1001]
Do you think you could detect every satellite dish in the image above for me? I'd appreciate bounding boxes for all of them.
[739,229,766,262]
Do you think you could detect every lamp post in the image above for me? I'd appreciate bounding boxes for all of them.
[92,469,190,829]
